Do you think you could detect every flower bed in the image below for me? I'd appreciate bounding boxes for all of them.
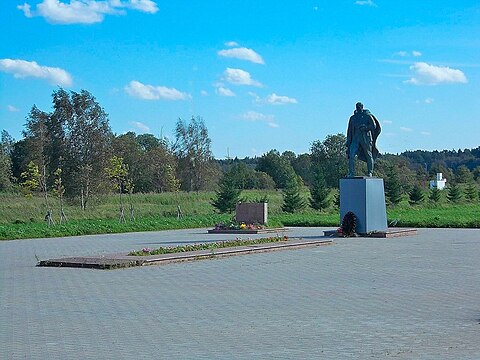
[214,222,265,231]
[128,235,289,256]
[208,221,286,234]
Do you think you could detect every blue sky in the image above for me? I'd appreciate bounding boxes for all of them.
[1,0,479,158]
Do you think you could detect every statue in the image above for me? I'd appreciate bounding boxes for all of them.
[345,102,381,177]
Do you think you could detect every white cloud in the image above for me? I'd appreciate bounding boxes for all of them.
[125,80,189,100]
[400,126,413,132]
[225,41,239,47]
[0,58,72,86]
[200,90,208,97]
[216,87,236,97]
[7,105,20,112]
[266,93,298,105]
[18,0,158,24]
[19,0,116,24]
[247,92,297,105]
[395,50,422,57]
[425,97,434,104]
[121,0,158,13]
[420,131,431,136]
[249,92,298,105]
[355,0,377,7]
[240,111,278,128]
[382,120,393,124]
[218,47,264,64]
[241,111,270,121]
[129,121,150,132]
[18,3,33,17]
[406,62,467,85]
[223,68,262,87]
[247,92,261,103]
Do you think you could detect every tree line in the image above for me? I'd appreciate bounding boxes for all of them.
[0,89,221,203]
[1,88,480,213]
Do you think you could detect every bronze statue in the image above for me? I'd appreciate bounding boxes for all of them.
[346,102,381,177]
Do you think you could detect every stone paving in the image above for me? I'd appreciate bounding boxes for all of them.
[1,227,480,359]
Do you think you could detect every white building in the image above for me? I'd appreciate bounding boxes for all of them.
[430,173,447,190]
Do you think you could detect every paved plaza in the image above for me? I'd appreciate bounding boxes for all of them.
[1,227,480,359]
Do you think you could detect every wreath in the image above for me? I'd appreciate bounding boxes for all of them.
[341,211,357,237]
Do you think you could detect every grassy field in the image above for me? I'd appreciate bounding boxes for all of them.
[0,190,479,240]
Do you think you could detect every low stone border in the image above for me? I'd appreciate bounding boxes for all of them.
[323,228,418,238]
[207,227,287,234]
[38,238,333,270]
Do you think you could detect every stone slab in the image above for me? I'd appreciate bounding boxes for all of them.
[235,202,268,224]
[38,238,332,269]
[207,227,287,234]
[323,228,418,238]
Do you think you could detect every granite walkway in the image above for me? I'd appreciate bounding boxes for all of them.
[1,227,480,359]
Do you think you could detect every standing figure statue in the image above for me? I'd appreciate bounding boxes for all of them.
[346,102,381,177]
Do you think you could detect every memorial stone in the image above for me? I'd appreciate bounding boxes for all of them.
[235,202,268,225]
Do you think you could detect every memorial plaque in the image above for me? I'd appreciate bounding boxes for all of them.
[235,202,268,225]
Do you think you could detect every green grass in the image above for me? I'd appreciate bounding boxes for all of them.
[387,204,480,228]
[0,190,479,240]
[0,214,233,240]
[0,190,291,223]
[271,205,480,229]
[0,191,220,224]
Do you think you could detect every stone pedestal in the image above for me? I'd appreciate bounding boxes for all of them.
[340,177,387,234]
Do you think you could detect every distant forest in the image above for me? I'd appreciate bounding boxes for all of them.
[401,148,480,172]
[218,147,480,173]
[1,88,479,202]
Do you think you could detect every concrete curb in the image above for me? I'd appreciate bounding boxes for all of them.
[38,238,333,270]
[207,227,287,234]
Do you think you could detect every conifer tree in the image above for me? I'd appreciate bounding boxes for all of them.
[408,184,425,205]
[212,173,241,213]
[309,169,330,210]
[385,165,403,206]
[464,181,478,202]
[446,183,462,203]
[282,175,306,213]
[428,186,441,203]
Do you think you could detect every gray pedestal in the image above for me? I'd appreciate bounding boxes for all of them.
[340,177,387,234]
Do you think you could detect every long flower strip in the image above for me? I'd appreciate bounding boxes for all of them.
[128,235,288,256]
